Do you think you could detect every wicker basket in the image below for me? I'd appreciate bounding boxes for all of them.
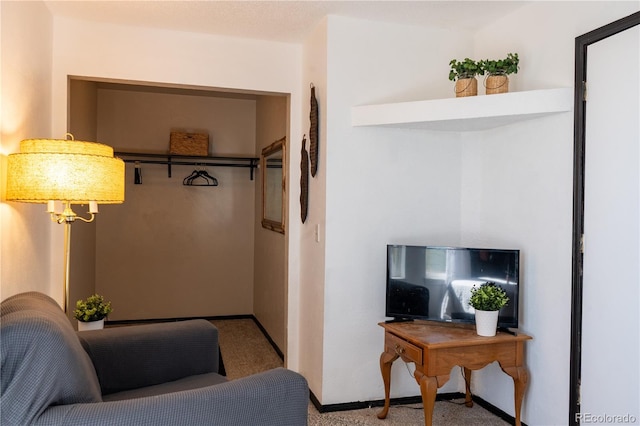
[485,75,509,95]
[455,77,478,97]
[169,132,209,156]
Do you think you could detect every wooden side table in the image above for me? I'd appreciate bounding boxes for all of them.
[378,320,532,426]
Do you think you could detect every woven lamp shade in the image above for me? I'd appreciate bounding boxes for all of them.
[6,139,125,204]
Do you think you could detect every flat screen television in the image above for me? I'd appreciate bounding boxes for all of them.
[386,245,520,329]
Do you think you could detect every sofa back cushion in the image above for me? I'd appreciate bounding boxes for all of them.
[78,320,219,395]
[1,292,102,425]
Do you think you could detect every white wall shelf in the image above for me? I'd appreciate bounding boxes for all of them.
[351,88,573,131]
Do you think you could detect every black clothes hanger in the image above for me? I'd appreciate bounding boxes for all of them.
[183,169,200,184]
[183,166,218,186]
[134,161,142,184]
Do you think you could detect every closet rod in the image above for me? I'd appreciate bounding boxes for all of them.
[114,152,259,180]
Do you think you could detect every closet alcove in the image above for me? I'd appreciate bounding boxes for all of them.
[68,78,288,354]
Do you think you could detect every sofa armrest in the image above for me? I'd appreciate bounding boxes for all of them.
[37,368,309,426]
[77,319,219,395]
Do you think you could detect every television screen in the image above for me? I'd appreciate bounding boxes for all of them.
[386,245,520,329]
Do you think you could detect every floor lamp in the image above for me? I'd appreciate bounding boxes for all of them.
[6,135,124,312]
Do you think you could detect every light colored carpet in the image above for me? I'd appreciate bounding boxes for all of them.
[211,318,510,426]
[211,318,283,379]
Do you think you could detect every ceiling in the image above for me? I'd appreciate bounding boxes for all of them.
[44,1,531,43]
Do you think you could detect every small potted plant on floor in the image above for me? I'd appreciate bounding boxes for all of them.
[469,282,509,336]
[449,57,483,97]
[74,294,113,331]
[479,53,519,94]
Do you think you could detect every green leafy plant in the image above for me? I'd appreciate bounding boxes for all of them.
[479,53,520,76]
[449,58,483,81]
[74,294,113,322]
[469,282,509,311]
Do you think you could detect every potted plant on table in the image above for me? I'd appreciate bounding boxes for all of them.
[469,282,509,336]
[74,294,113,331]
[449,58,483,97]
[479,53,519,95]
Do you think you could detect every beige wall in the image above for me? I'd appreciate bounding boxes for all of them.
[94,87,258,320]
[254,95,287,352]
[49,14,303,367]
[67,79,99,322]
[0,1,55,302]
[67,82,290,339]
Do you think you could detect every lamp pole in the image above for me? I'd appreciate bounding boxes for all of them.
[63,221,71,313]
[50,201,96,312]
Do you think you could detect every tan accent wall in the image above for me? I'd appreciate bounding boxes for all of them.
[94,87,258,320]
[254,95,288,352]
[0,1,55,303]
[68,79,99,324]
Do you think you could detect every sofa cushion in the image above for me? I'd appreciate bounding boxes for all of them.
[0,292,102,425]
[103,372,228,401]
[78,320,219,395]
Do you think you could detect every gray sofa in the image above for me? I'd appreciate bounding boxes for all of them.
[1,292,309,425]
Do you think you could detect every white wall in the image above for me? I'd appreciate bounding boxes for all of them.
[469,3,639,424]
[460,116,574,423]
[299,16,329,399]
[320,16,469,404]
[0,1,56,302]
[313,2,639,423]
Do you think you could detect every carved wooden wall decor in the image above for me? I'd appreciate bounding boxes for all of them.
[300,135,309,223]
[309,84,319,177]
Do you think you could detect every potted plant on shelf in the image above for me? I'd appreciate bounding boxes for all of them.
[74,294,113,331]
[449,58,483,97]
[469,282,509,336]
[479,53,519,95]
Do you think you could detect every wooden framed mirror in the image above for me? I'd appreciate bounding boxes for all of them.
[261,137,286,234]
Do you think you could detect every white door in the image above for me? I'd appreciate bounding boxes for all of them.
[581,24,639,423]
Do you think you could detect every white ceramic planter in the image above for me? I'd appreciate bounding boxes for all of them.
[474,310,499,336]
[77,318,104,331]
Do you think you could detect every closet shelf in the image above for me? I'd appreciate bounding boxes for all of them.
[351,88,573,131]
[114,151,259,180]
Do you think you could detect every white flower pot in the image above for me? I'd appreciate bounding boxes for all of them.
[474,310,499,336]
[78,318,104,331]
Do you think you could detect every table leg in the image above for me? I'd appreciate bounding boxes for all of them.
[415,370,438,426]
[502,365,529,426]
[463,367,473,407]
[377,351,399,419]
